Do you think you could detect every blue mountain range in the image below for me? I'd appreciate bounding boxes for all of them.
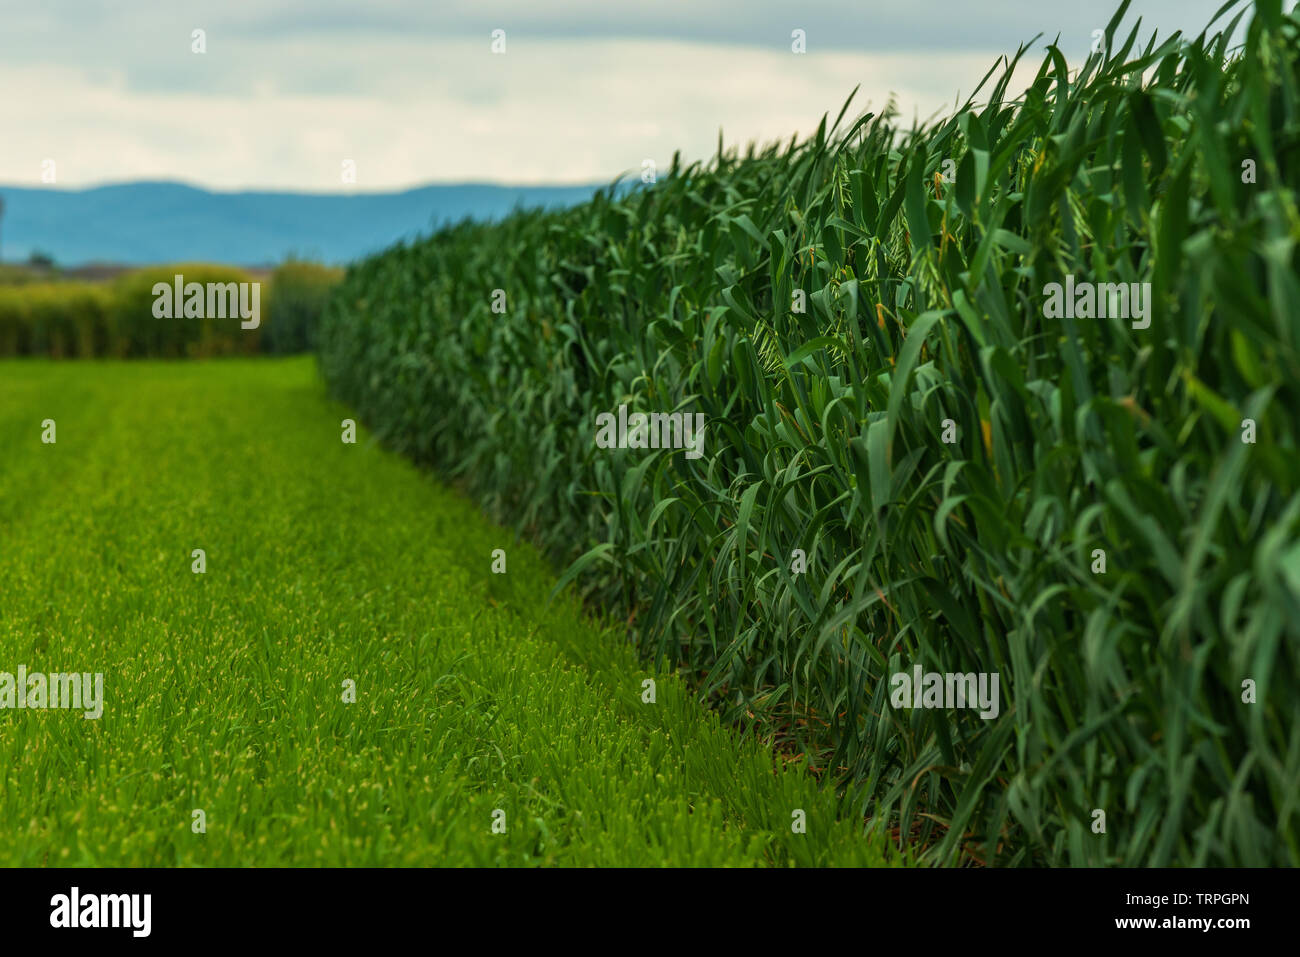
[0,180,608,267]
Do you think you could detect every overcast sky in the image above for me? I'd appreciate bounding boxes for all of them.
[0,0,1251,191]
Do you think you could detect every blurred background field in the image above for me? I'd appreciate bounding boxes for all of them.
[0,259,340,358]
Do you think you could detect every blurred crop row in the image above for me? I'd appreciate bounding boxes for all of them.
[0,260,340,358]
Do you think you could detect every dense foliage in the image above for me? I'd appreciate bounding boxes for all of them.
[319,0,1300,865]
[0,261,339,358]
[263,260,344,354]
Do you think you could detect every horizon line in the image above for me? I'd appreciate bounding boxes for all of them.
[0,177,623,197]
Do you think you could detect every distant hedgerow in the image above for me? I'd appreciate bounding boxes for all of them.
[0,261,340,358]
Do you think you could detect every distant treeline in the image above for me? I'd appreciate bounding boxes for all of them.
[0,260,340,357]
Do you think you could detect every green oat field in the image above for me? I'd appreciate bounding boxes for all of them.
[0,358,887,866]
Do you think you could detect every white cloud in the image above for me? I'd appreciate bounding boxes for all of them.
[0,0,1246,190]
[1,37,1047,190]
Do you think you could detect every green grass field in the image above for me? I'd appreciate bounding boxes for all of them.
[0,358,888,866]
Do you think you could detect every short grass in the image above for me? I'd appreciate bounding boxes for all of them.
[0,357,888,866]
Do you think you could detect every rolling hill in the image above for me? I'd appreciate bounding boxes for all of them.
[0,180,606,267]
